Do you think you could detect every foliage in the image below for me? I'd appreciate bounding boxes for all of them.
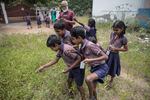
[1,0,92,16]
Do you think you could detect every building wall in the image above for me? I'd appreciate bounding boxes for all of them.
[137,0,150,28]
[92,0,143,21]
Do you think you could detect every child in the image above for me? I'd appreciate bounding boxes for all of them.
[70,26,109,100]
[51,7,57,24]
[36,13,42,28]
[45,14,50,28]
[75,18,97,41]
[25,13,32,29]
[36,35,86,100]
[106,20,128,88]
[54,20,72,45]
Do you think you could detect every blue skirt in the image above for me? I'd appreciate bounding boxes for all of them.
[90,63,109,83]
[107,52,121,77]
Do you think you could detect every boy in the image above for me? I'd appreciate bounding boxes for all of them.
[54,21,72,45]
[36,13,42,28]
[70,26,109,100]
[25,12,32,29]
[36,35,86,100]
[45,14,50,28]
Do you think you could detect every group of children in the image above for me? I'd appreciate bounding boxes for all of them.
[36,18,128,100]
[25,9,57,29]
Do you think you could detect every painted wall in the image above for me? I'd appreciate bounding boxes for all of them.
[92,0,144,21]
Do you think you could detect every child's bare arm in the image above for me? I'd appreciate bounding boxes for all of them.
[36,57,60,73]
[110,44,128,52]
[62,18,76,25]
[74,18,84,26]
[83,51,108,63]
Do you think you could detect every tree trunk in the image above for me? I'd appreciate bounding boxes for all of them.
[1,2,8,24]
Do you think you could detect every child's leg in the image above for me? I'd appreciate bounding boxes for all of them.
[48,23,50,28]
[73,68,86,100]
[77,86,86,100]
[67,78,73,90]
[85,73,98,99]
[93,82,97,100]
[109,76,114,87]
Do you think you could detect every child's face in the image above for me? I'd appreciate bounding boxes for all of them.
[50,44,60,52]
[54,29,64,37]
[113,28,123,35]
[71,36,82,45]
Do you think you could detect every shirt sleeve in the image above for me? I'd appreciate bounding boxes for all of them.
[58,12,62,19]
[122,36,128,45]
[64,50,78,60]
[89,43,102,56]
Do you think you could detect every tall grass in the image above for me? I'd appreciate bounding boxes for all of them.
[0,17,150,100]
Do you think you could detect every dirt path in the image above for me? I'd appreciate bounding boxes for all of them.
[95,65,150,100]
[0,21,54,34]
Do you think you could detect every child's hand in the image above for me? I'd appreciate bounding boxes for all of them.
[63,68,70,74]
[83,59,92,64]
[35,66,44,73]
[109,45,116,51]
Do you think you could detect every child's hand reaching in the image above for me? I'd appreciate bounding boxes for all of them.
[83,58,92,64]
[63,67,70,74]
[35,66,44,73]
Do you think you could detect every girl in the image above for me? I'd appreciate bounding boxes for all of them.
[75,18,97,41]
[106,20,128,88]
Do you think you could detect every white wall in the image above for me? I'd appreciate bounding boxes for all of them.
[92,0,144,16]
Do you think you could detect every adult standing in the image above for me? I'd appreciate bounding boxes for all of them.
[58,0,75,31]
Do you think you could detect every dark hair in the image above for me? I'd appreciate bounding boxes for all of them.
[54,20,65,30]
[71,26,86,39]
[37,13,39,16]
[88,18,96,33]
[88,18,96,28]
[112,20,127,36]
[46,35,61,47]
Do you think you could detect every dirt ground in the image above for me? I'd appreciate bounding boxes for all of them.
[0,21,54,34]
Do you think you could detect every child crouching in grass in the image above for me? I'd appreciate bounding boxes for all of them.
[36,35,86,100]
[71,26,109,100]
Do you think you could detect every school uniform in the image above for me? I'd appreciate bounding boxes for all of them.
[36,16,42,25]
[45,16,50,24]
[84,25,96,39]
[58,10,75,31]
[80,39,109,83]
[61,30,72,45]
[26,16,31,26]
[56,43,85,86]
[107,32,128,77]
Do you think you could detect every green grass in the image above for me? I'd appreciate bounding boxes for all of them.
[0,17,150,100]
